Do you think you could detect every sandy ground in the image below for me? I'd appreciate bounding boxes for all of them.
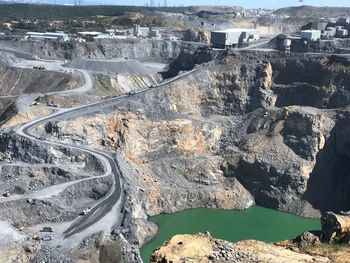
[66,58,167,75]
[0,221,24,246]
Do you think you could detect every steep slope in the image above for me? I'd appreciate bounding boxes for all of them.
[274,5,350,18]
[0,39,207,60]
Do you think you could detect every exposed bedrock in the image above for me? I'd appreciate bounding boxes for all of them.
[0,132,110,226]
[1,39,206,60]
[16,53,350,222]
[4,51,350,263]
[221,106,334,217]
[0,65,81,126]
[33,57,330,220]
[304,111,350,213]
[0,176,111,227]
[271,56,350,108]
[0,133,104,172]
[0,66,81,96]
[163,47,224,78]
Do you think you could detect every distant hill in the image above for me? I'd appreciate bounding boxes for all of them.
[0,4,193,21]
[274,5,350,18]
[191,5,244,14]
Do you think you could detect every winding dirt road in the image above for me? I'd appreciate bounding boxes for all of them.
[1,54,199,239]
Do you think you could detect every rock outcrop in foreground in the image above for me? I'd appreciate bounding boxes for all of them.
[151,213,350,263]
[321,212,350,243]
[151,233,329,263]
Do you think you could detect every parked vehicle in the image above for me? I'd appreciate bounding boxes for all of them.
[33,66,47,70]
[42,234,54,241]
[80,207,92,216]
[41,226,54,232]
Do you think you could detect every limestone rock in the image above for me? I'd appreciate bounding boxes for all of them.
[150,234,330,263]
[321,212,350,243]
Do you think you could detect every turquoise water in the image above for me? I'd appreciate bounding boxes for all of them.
[140,206,320,262]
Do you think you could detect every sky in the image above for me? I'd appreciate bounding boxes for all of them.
[114,0,350,8]
[227,0,348,8]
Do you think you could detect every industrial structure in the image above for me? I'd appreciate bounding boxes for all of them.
[77,31,110,41]
[300,30,321,41]
[150,29,161,38]
[301,21,328,31]
[25,32,69,42]
[336,28,349,37]
[210,28,259,48]
[323,27,337,38]
[134,24,150,37]
[300,18,350,40]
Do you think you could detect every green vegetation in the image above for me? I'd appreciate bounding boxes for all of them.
[0,4,193,21]
[0,4,193,34]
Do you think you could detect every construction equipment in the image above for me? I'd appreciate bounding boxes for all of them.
[80,207,91,216]
[33,66,47,70]
[41,226,54,232]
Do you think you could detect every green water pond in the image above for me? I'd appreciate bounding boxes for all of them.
[140,206,320,262]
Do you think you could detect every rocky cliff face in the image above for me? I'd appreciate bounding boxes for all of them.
[0,133,109,227]
[37,53,350,223]
[0,66,81,95]
[2,39,206,60]
[3,47,350,262]
[94,73,162,96]
[182,29,210,43]
[0,65,81,127]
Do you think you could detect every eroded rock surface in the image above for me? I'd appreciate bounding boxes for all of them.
[2,45,350,263]
[151,233,330,263]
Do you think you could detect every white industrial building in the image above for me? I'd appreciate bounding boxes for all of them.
[300,30,321,41]
[150,29,161,38]
[210,28,259,48]
[336,28,349,37]
[106,28,133,36]
[134,25,150,37]
[283,38,292,52]
[323,27,336,38]
[77,31,110,41]
[25,32,69,42]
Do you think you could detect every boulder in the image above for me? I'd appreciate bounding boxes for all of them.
[321,212,350,242]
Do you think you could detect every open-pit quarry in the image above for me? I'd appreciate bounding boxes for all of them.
[0,38,349,263]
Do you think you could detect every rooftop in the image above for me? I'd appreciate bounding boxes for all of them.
[26,32,68,36]
[212,28,257,33]
[301,30,321,33]
[77,31,102,36]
